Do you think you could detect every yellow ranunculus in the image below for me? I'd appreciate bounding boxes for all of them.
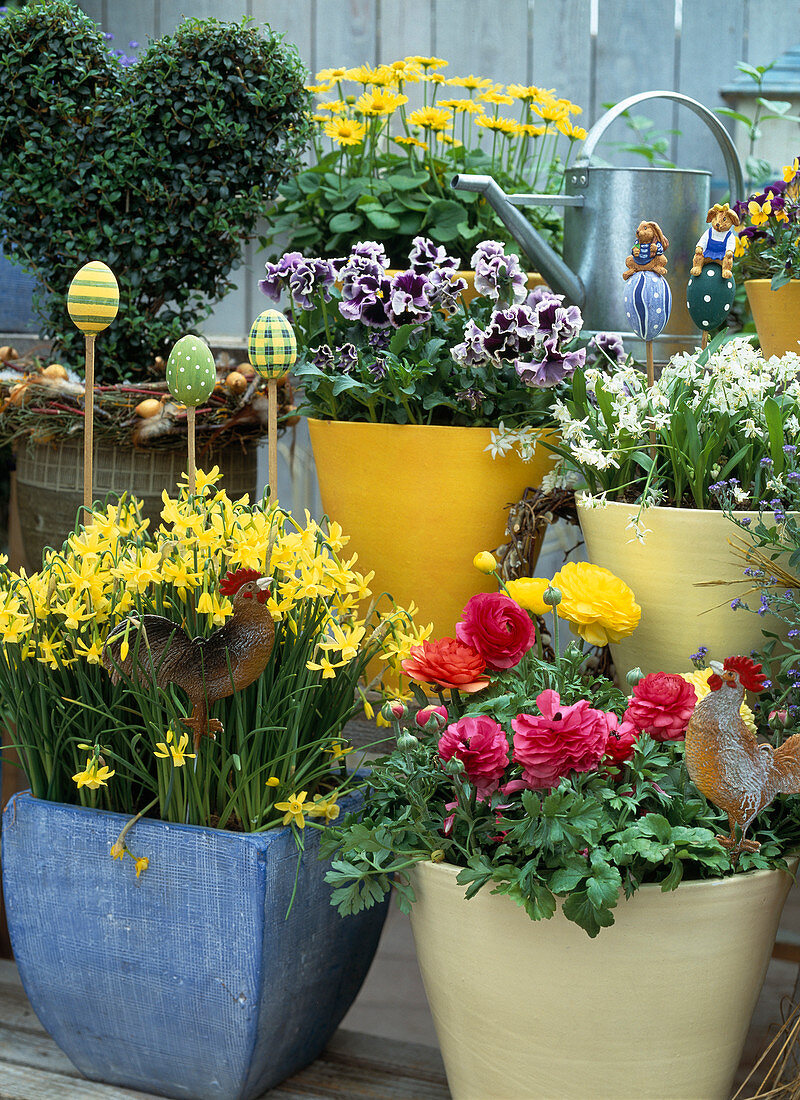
[472,551,497,574]
[505,577,550,616]
[551,561,641,647]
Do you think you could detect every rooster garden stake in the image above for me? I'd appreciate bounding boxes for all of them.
[103,568,276,754]
[685,655,800,862]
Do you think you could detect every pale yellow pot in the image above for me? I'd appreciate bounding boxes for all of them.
[308,420,556,637]
[745,278,800,358]
[408,860,794,1100]
[576,499,784,679]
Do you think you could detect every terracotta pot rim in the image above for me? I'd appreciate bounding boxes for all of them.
[416,856,798,894]
[575,495,764,517]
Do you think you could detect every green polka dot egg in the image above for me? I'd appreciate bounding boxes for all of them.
[166,335,216,406]
[686,265,735,333]
[248,309,297,380]
[67,260,119,333]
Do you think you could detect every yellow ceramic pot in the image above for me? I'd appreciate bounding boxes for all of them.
[745,279,800,358]
[576,499,786,679]
[308,420,556,636]
[408,860,793,1100]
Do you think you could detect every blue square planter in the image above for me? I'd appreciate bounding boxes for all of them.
[0,243,38,332]
[2,791,387,1099]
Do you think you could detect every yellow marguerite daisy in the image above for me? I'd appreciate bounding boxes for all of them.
[324,117,367,146]
[317,100,348,114]
[356,89,408,116]
[393,136,428,150]
[446,74,493,91]
[478,90,515,106]
[316,66,347,83]
[438,97,485,115]
[475,116,520,135]
[406,55,447,70]
[407,106,452,131]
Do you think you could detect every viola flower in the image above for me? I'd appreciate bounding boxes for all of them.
[387,271,433,325]
[588,331,626,367]
[339,270,392,328]
[438,715,510,798]
[402,637,490,692]
[338,343,359,372]
[551,561,641,647]
[409,236,458,273]
[512,690,610,788]
[456,592,535,670]
[427,267,468,311]
[312,344,335,370]
[623,672,697,742]
[451,319,489,367]
[258,251,305,301]
[515,343,585,388]
[531,296,582,343]
[287,257,336,310]
[481,305,537,360]
[471,241,527,305]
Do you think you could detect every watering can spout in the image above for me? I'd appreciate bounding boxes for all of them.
[451,173,586,307]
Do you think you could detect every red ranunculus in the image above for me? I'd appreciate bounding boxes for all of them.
[401,638,490,692]
[603,713,639,767]
[511,689,610,788]
[438,715,510,798]
[624,672,697,742]
[456,592,535,670]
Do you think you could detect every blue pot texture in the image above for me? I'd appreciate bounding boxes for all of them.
[2,790,387,1100]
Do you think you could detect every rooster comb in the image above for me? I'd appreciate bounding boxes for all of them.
[219,568,266,595]
[708,655,767,694]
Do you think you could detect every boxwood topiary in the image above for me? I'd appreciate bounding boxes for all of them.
[0,1,311,381]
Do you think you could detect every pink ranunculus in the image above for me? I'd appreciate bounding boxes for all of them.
[623,672,697,742]
[456,592,535,670]
[511,689,610,789]
[438,714,510,798]
[415,704,449,732]
[603,713,639,768]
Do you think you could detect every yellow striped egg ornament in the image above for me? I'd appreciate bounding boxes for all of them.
[166,335,216,406]
[248,310,297,380]
[67,261,119,333]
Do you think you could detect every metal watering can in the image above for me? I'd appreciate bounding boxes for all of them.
[452,90,745,360]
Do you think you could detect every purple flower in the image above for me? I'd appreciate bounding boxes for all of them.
[387,270,433,326]
[259,252,305,301]
[339,343,359,372]
[525,284,558,309]
[455,387,485,411]
[532,297,583,343]
[471,241,527,305]
[482,305,537,360]
[589,331,626,366]
[337,241,389,282]
[451,320,489,367]
[428,268,468,312]
[690,646,709,663]
[515,342,585,388]
[369,359,388,380]
[288,258,336,310]
[339,271,392,328]
[408,236,458,274]
[313,344,334,370]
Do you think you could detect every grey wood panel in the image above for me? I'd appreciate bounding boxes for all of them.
[157,0,248,35]
[592,0,677,163]
[744,0,800,68]
[252,0,314,67]
[101,1,157,51]
[431,0,530,84]
[314,0,378,71]
[531,0,593,118]
[376,0,433,115]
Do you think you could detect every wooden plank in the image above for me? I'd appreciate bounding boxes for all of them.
[432,0,530,85]
[678,0,745,188]
[0,1022,83,1079]
[0,976,49,1034]
[157,0,247,35]
[315,0,378,71]
[0,1062,155,1100]
[745,0,800,69]
[100,2,157,53]
[531,0,592,115]
[252,0,314,66]
[593,0,677,159]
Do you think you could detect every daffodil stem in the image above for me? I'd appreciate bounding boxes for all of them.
[113,797,158,852]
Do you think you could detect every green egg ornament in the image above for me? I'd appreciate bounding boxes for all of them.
[248,310,297,380]
[166,335,216,406]
[686,266,736,334]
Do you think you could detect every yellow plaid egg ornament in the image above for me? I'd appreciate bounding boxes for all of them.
[248,310,297,380]
[67,261,119,333]
[166,335,216,406]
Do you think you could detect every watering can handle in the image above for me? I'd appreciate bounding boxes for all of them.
[576,90,745,202]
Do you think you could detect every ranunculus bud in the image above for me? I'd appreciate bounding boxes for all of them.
[543,584,562,607]
[473,551,497,574]
[444,756,466,776]
[415,704,449,732]
[396,731,419,752]
[626,667,645,687]
[769,708,789,728]
[381,700,408,722]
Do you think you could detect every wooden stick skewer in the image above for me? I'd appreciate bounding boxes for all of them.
[186,405,196,497]
[701,332,709,351]
[83,333,96,517]
[268,377,278,500]
[646,340,656,460]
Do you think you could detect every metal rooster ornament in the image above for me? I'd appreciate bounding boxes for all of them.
[685,655,800,860]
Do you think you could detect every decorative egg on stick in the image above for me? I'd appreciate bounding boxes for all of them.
[687,203,739,349]
[166,335,217,496]
[622,220,672,394]
[248,309,297,499]
[67,260,119,515]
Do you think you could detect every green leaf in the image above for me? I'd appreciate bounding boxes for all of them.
[329,212,364,232]
[562,889,616,938]
[365,208,401,230]
[763,396,785,471]
[386,172,429,191]
[549,866,586,893]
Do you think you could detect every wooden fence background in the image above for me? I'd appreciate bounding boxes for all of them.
[76,0,800,341]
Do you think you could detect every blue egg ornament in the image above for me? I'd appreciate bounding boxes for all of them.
[686,265,736,334]
[166,335,216,406]
[623,270,672,341]
[248,310,297,380]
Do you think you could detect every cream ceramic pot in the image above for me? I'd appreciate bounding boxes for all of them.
[408,860,793,1100]
[576,498,787,679]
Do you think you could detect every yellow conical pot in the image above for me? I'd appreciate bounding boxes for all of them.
[745,279,800,358]
[409,860,794,1100]
[577,499,787,679]
[308,420,556,636]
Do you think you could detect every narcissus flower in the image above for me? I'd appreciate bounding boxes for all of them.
[72,758,115,790]
[551,561,641,646]
[154,729,196,768]
[275,791,309,829]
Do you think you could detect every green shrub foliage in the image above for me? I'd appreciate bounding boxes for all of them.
[0,1,311,380]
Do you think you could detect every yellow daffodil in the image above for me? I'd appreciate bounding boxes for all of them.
[111,842,125,861]
[72,757,115,790]
[308,792,341,822]
[154,729,196,768]
[74,636,105,664]
[135,856,149,878]
[325,739,354,760]
[266,776,281,787]
[505,577,550,616]
[407,106,452,132]
[551,562,641,647]
[275,791,308,829]
[324,117,367,146]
